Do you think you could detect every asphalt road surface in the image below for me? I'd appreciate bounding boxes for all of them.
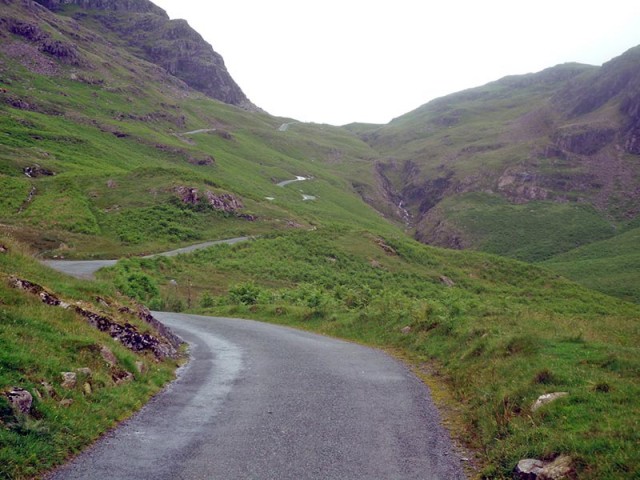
[43,237,250,279]
[47,313,466,479]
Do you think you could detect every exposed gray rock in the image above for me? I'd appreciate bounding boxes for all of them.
[8,275,182,360]
[100,345,118,366]
[61,372,77,389]
[514,458,545,479]
[401,326,412,334]
[6,387,33,414]
[532,392,569,412]
[440,275,455,287]
[514,455,572,480]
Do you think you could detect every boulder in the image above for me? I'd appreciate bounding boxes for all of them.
[401,326,412,334]
[514,458,545,479]
[6,388,33,414]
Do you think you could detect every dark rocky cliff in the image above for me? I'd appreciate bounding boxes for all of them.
[34,0,257,110]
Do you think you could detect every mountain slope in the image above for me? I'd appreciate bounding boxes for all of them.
[354,51,640,264]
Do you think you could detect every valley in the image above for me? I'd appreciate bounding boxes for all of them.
[0,0,639,479]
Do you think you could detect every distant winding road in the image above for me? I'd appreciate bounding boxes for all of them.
[43,236,250,279]
[45,239,466,479]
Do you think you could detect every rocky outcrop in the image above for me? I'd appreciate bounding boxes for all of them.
[553,125,616,156]
[7,276,182,359]
[175,186,245,213]
[23,164,55,177]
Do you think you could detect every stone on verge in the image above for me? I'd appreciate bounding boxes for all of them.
[513,456,572,480]
[532,392,569,412]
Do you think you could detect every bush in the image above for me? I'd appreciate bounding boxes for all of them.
[229,283,265,305]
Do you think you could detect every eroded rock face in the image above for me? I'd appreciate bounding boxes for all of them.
[553,126,617,156]
[8,276,182,359]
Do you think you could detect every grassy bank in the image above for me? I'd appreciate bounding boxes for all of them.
[107,228,640,479]
[0,238,181,479]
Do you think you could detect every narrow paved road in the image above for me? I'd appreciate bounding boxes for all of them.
[47,313,465,479]
[43,237,250,279]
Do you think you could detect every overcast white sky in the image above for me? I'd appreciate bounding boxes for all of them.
[152,0,640,126]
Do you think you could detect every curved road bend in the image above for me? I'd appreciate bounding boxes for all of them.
[43,237,250,280]
[48,313,466,480]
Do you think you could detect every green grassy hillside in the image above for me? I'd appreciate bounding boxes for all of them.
[104,228,640,479]
[544,226,640,302]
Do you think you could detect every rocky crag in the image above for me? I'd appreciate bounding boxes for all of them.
[33,0,256,110]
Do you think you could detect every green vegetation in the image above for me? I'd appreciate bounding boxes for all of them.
[101,229,640,479]
[1,2,639,479]
[544,227,640,302]
[0,238,180,479]
[437,193,616,262]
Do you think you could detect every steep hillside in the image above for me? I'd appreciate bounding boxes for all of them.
[354,50,640,263]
